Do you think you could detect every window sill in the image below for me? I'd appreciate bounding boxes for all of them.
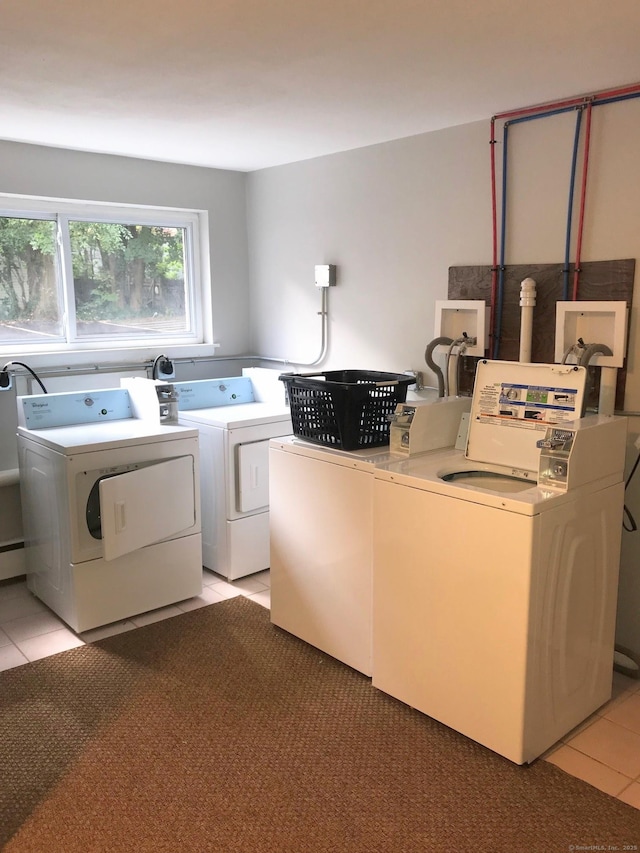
[2,342,221,373]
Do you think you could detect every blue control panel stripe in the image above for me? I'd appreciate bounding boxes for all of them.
[21,389,132,428]
[173,377,254,410]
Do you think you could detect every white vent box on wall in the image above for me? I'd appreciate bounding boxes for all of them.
[434,300,489,357]
[555,301,628,368]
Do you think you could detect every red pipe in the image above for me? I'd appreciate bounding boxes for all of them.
[495,95,589,122]
[572,101,593,300]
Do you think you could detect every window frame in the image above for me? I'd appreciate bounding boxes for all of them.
[0,193,213,366]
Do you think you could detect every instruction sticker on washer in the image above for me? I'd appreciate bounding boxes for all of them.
[468,362,586,468]
[477,381,581,428]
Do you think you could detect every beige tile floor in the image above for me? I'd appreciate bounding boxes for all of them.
[544,670,640,808]
[1,570,639,811]
[0,569,270,669]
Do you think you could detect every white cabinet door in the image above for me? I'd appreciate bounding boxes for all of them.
[237,439,270,512]
[100,456,196,561]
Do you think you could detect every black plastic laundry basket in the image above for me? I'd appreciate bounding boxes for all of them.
[279,370,414,450]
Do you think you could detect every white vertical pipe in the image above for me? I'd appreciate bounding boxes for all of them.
[598,366,617,416]
[519,278,536,363]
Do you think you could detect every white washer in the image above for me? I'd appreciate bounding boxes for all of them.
[372,360,627,764]
[174,369,292,580]
[269,397,472,677]
[17,388,202,633]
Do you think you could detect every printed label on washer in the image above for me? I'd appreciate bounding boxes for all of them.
[477,381,580,428]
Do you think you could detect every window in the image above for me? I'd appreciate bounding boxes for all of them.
[0,197,209,356]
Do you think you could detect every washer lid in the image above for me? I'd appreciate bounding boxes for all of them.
[466,361,587,472]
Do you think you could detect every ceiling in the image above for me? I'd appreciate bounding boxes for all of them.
[2,0,640,172]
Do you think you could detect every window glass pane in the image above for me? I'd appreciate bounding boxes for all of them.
[0,217,63,345]
[69,221,189,340]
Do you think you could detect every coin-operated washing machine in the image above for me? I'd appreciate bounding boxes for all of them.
[172,369,292,580]
[17,387,202,633]
[269,396,471,677]
[372,360,627,764]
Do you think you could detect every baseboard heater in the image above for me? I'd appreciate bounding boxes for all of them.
[0,540,25,581]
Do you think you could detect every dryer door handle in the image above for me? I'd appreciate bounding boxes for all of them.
[114,501,126,533]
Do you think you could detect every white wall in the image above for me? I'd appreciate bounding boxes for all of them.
[246,107,640,656]
[246,121,491,372]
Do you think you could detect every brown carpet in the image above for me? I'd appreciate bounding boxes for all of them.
[1,597,639,853]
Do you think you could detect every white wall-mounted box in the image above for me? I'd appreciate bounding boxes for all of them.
[555,301,628,368]
[434,300,488,357]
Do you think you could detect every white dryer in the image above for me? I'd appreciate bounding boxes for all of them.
[372,360,627,764]
[173,369,292,580]
[17,388,202,632]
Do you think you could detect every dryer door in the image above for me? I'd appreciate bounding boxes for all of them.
[236,439,270,513]
[99,455,196,561]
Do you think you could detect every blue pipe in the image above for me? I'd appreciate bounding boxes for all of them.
[563,108,584,299]
[507,104,579,126]
[494,90,640,355]
[495,104,581,357]
[493,122,510,358]
[509,104,584,300]
[592,91,640,108]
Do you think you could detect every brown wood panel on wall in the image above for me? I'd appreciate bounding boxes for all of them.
[448,259,635,410]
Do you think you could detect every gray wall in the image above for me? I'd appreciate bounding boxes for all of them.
[0,140,251,470]
[0,140,251,356]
